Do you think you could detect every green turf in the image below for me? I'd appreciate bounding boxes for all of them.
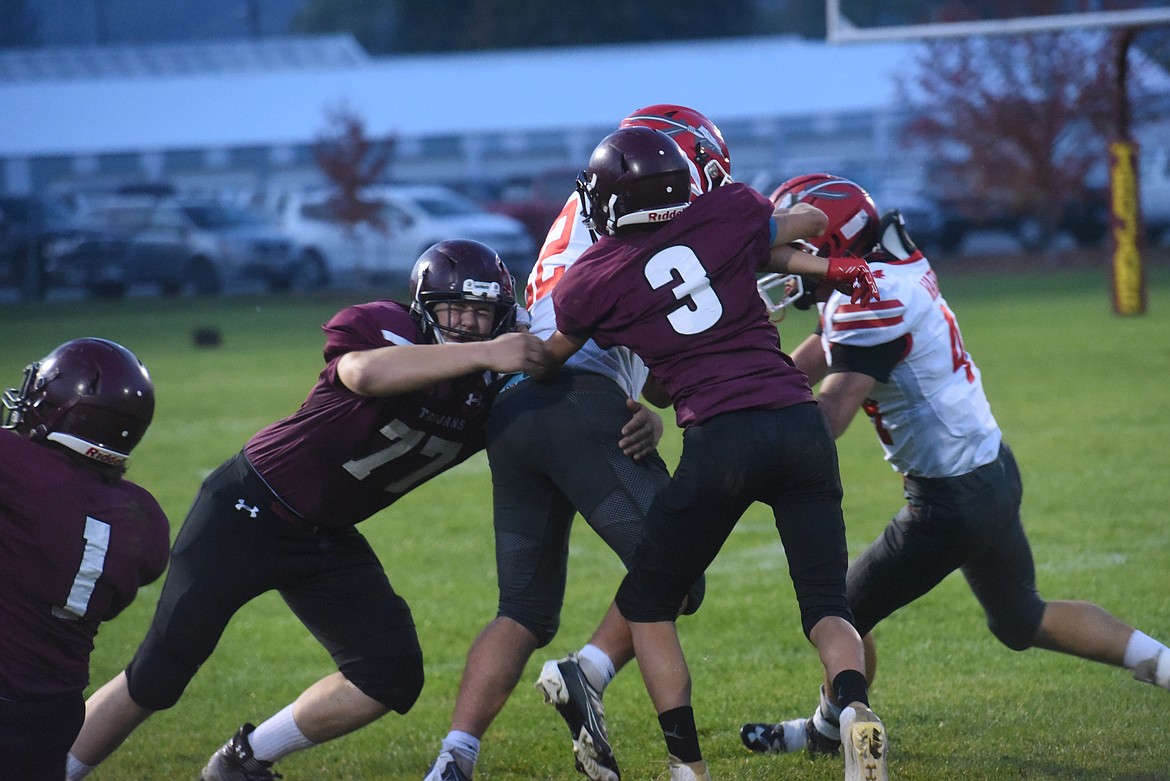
[2,266,1168,780]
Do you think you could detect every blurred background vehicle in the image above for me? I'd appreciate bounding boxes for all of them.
[77,196,300,297]
[0,194,128,299]
[274,183,536,289]
[481,167,580,251]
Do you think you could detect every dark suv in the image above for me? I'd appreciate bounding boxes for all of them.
[78,197,301,297]
[0,195,125,299]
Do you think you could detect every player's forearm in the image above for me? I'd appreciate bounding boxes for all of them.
[771,203,828,246]
[764,244,829,278]
[338,343,491,396]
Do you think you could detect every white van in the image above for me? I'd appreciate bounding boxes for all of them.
[276,184,536,290]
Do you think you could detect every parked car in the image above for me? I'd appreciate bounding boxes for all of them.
[481,167,579,250]
[77,197,301,296]
[0,195,126,297]
[275,184,537,289]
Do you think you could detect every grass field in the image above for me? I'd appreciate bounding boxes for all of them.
[2,263,1169,781]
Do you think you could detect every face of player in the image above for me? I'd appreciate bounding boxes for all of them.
[432,301,498,342]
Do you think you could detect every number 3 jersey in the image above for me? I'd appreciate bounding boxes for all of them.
[818,252,1001,478]
[0,429,170,698]
[244,301,495,530]
[552,183,813,429]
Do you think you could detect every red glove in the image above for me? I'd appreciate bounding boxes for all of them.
[824,257,880,305]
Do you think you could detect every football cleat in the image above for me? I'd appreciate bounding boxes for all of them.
[1133,647,1170,691]
[740,716,840,757]
[535,655,620,781]
[200,723,282,781]
[741,685,841,758]
[668,754,712,781]
[422,750,473,781]
[840,704,888,781]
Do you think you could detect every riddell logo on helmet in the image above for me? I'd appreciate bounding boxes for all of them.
[648,208,685,222]
[85,446,128,467]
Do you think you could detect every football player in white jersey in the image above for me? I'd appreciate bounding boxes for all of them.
[740,174,1170,762]
[424,106,727,781]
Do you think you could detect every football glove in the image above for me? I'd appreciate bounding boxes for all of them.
[824,257,879,306]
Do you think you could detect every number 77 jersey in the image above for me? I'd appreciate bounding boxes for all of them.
[244,300,494,530]
[819,255,1001,479]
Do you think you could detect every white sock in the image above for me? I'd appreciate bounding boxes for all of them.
[250,704,316,763]
[812,685,841,741]
[440,730,481,764]
[65,753,95,780]
[576,643,616,693]
[1124,631,1170,689]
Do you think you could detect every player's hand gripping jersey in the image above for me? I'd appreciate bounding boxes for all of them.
[524,193,649,399]
[818,250,1001,478]
[244,301,496,529]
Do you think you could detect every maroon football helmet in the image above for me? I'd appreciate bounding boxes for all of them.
[2,337,155,468]
[620,104,732,197]
[769,173,880,258]
[578,127,692,237]
[409,239,518,343]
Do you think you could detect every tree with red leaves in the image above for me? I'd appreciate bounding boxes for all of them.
[899,28,1138,250]
[313,107,394,234]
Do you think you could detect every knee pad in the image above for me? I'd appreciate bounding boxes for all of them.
[340,650,425,714]
[987,599,1045,652]
[497,605,560,648]
[124,649,198,711]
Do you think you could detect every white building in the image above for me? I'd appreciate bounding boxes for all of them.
[0,33,1166,202]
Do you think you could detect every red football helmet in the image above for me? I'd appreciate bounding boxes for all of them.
[769,174,880,258]
[410,239,518,343]
[2,337,155,469]
[620,104,732,197]
[577,127,692,237]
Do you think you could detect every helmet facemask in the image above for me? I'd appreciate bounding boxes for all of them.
[409,239,518,344]
[418,279,516,344]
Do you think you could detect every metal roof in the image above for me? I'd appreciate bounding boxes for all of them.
[0,35,922,158]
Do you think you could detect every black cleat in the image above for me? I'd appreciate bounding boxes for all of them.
[201,723,283,781]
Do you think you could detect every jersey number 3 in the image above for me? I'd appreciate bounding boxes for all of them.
[644,246,723,334]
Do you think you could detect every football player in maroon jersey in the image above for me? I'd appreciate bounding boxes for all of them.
[66,240,546,781]
[426,105,723,781]
[1,338,170,781]
[535,127,886,781]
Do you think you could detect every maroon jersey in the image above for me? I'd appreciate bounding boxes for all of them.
[244,301,494,529]
[0,429,170,699]
[553,183,813,428]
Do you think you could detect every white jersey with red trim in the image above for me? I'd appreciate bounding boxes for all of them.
[819,253,1000,478]
[524,192,649,398]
